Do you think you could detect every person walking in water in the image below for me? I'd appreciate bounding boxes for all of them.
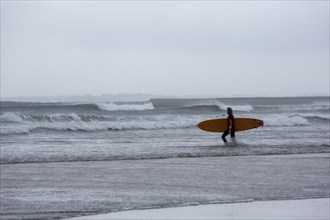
[222,107,235,144]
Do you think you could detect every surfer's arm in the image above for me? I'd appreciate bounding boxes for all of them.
[228,118,233,130]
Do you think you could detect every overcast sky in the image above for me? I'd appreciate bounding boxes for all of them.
[1,1,329,98]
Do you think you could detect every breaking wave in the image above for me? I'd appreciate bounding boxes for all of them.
[0,112,106,123]
[96,102,155,111]
[1,113,328,135]
[0,113,200,135]
[262,114,329,127]
[1,97,329,135]
[182,100,254,112]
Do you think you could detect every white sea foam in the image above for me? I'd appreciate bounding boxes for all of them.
[186,100,253,112]
[230,105,254,112]
[0,125,30,135]
[48,113,82,122]
[0,115,201,135]
[0,112,23,123]
[0,112,84,123]
[96,102,155,111]
[295,113,330,120]
[211,100,254,112]
[263,114,311,127]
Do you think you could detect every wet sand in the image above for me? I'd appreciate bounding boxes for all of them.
[69,198,330,220]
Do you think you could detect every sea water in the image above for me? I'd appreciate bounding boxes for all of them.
[1,97,329,164]
[1,97,329,219]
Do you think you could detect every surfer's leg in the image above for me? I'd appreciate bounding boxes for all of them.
[230,130,237,145]
[222,129,229,142]
[230,130,235,138]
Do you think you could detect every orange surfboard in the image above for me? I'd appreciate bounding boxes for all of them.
[198,118,264,132]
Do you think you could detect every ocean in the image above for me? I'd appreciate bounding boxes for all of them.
[1,97,329,163]
[1,96,329,219]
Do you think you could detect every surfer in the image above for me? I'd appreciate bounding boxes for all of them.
[222,107,235,144]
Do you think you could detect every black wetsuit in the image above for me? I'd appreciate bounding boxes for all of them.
[221,114,235,142]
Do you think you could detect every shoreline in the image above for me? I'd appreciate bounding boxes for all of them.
[68,198,330,220]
